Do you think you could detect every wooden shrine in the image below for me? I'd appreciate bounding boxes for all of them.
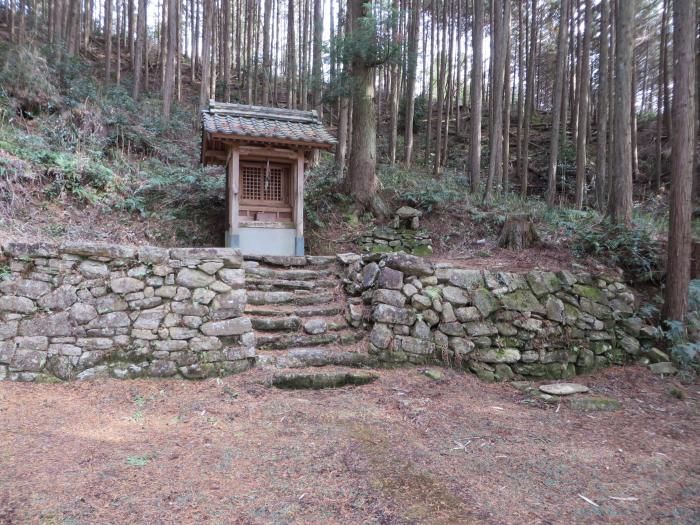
[200,101,336,256]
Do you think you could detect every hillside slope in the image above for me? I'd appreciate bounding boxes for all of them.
[0,39,225,247]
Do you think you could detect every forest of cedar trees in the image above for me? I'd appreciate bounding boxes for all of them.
[0,0,697,325]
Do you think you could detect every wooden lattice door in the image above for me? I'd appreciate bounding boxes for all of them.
[239,161,292,221]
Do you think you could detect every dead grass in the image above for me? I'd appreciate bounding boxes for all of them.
[0,366,698,524]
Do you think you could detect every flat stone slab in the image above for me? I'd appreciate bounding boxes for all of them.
[538,382,590,396]
[568,396,621,412]
[270,370,379,389]
[648,362,678,375]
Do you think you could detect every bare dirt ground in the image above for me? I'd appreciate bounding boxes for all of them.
[0,366,698,525]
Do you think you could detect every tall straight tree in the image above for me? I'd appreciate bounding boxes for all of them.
[501,0,512,192]
[132,0,147,99]
[469,0,483,193]
[664,0,696,320]
[387,0,400,165]
[287,0,297,108]
[162,0,176,119]
[484,0,506,202]
[574,0,592,209]
[199,0,213,107]
[545,0,569,206]
[346,0,379,211]
[261,0,273,105]
[433,0,448,176]
[519,0,537,197]
[403,0,420,166]
[105,0,112,82]
[596,0,610,208]
[335,5,350,178]
[223,0,231,101]
[609,0,634,226]
[312,0,323,116]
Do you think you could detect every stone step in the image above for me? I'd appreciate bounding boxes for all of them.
[245,305,344,317]
[245,267,335,281]
[247,290,336,306]
[269,368,379,389]
[245,277,337,291]
[294,291,336,306]
[256,330,365,350]
[305,255,337,267]
[259,347,379,369]
[249,315,348,335]
[244,255,336,268]
[250,316,302,332]
[256,332,339,350]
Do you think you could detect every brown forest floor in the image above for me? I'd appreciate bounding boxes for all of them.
[1,366,699,524]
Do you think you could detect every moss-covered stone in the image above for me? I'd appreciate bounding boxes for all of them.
[469,361,496,382]
[411,245,433,257]
[494,364,514,381]
[371,244,393,254]
[471,288,499,317]
[271,370,379,389]
[572,284,604,302]
[501,289,545,314]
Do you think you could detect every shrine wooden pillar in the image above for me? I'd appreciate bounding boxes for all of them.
[294,149,305,256]
[226,144,240,248]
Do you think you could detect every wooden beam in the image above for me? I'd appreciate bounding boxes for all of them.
[227,145,240,247]
[239,145,302,159]
[209,132,334,150]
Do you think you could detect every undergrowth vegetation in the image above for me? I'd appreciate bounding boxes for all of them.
[0,42,224,245]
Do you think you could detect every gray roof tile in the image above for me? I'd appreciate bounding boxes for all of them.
[201,102,336,146]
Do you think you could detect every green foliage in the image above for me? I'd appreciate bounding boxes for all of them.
[0,45,60,113]
[304,157,352,228]
[378,165,467,212]
[560,214,660,282]
[341,1,399,67]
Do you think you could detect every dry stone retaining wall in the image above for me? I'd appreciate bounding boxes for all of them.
[0,242,255,382]
[339,252,651,382]
[0,241,654,384]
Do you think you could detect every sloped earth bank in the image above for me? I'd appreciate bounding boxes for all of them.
[1,367,698,524]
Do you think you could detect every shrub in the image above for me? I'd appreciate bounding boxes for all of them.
[0,46,60,113]
[564,216,661,282]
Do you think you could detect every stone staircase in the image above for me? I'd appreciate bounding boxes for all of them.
[242,255,376,370]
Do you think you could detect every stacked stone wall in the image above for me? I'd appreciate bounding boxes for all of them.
[340,252,653,381]
[0,242,254,381]
[0,241,656,383]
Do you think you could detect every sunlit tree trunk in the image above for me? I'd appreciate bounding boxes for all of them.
[609,0,633,226]
[574,0,592,209]
[287,0,296,108]
[546,0,569,207]
[596,0,609,208]
[132,0,146,99]
[199,0,212,107]
[346,0,379,211]
[162,0,176,119]
[105,0,112,82]
[485,0,506,202]
[664,0,696,321]
[469,0,483,193]
[520,0,537,197]
[403,0,420,166]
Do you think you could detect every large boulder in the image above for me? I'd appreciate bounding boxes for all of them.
[384,253,434,277]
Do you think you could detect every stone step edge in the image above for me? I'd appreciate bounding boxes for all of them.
[255,332,366,350]
[244,306,344,317]
[250,316,348,333]
[256,347,378,369]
